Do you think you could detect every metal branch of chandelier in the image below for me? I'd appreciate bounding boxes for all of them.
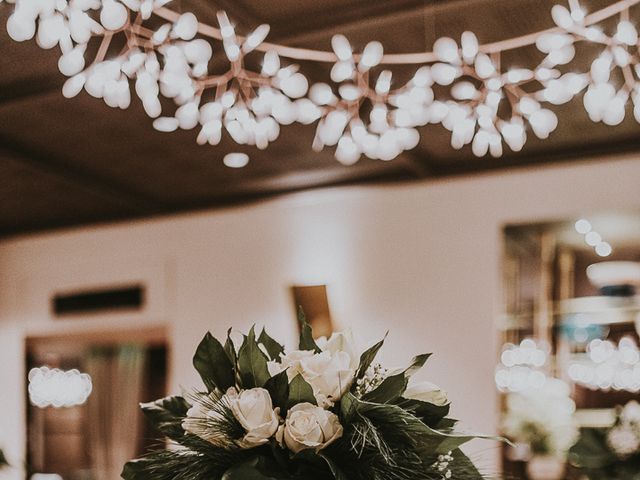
[4,0,640,166]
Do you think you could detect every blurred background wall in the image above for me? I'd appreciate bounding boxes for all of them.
[0,155,639,479]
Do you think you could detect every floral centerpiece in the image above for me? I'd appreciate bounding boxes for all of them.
[501,379,578,480]
[501,379,578,459]
[123,313,494,479]
[570,400,640,479]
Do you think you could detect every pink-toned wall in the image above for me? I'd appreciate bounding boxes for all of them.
[1,156,639,479]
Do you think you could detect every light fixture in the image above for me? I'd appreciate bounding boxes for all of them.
[28,367,93,408]
[495,339,550,392]
[223,152,249,168]
[575,218,614,257]
[568,337,640,392]
[4,0,640,164]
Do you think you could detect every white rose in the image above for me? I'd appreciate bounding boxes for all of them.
[270,350,315,378]
[317,330,359,370]
[181,393,226,445]
[404,381,448,406]
[276,403,343,453]
[227,387,280,447]
[608,425,640,458]
[299,350,355,407]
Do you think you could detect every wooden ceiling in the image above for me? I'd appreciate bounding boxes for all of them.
[1,0,639,237]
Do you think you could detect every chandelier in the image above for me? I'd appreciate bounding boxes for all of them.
[4,0,640,166]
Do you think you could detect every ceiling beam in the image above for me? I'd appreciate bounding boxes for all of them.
[267,0,487,46]
[0,135,165,214]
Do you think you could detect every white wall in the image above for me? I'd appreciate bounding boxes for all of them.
[1,156,639,478]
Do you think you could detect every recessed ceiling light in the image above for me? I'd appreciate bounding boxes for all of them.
[223,153,249,168]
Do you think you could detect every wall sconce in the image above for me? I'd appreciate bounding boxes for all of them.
[290,285,333,338]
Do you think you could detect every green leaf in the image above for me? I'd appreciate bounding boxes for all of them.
[569,427,617,470]
[362,373,407,404]
[354,334,386,381]
[140,395,190,440]
[193,332,236,392]
[122,458,152,480]
[265,370,290,412]
[224,328,237,366]
[318,453,349,480]
[404,353,432,378]
[449,449,483,479]
[288,374,317,409]
[394,397,450,427]
[298,307,321,353]
[345,393,498,454]
[361,353,432,404]
[0,449,7,467]
[258,328,285,361]
[222,457,289,480]
[238,326,271,388]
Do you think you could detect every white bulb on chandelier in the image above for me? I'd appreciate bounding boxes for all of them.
[173,12,198,40]
[271,96,297,125]
[37,13,67,49]
[62,73,86,98]
[528,108,557,139]
[331,34,352,62]
[615,20,638,46]
[319,110,349,146]
[220,90,236,109]
[474,53,495,79]
[244,24,270,52]
[330,61,354,83]
[58,45,86,76]
[541,79,572,105]
[223,152,249,168]
[536,32,573,53]
[377,130,401,161]
[309,83,334,105]
[472,130,490,157]
[547,44,575,65]
[223,41,241,61]
[295,98,322,124]
[261,50,280,76]
[451,81,477,100]
[433,37,459,63]
[602,90,628,126]
[143,95,162,118]
[6,12,36,41]
[370,103,387,124]
[505,69,533,84]
[551,5,574,29]
[175,101,200,129]
[518,96,540,116]
[359,41,383,71]
[412,66,433,87]
[336,134,361,165]
[375,70,392,95]
[396,127,420,150]
[338,84,361,102]
[431,63,458,85]
[460,31,479,63]
[100,0,128,31]
[583,83,615,121]
[184,39,212,64]
[280,72,308,98]
[560,72,588,95]
[612,45,630,67]
[590,53,612,83]
[153,116,179,132]
[197,119,222,146]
